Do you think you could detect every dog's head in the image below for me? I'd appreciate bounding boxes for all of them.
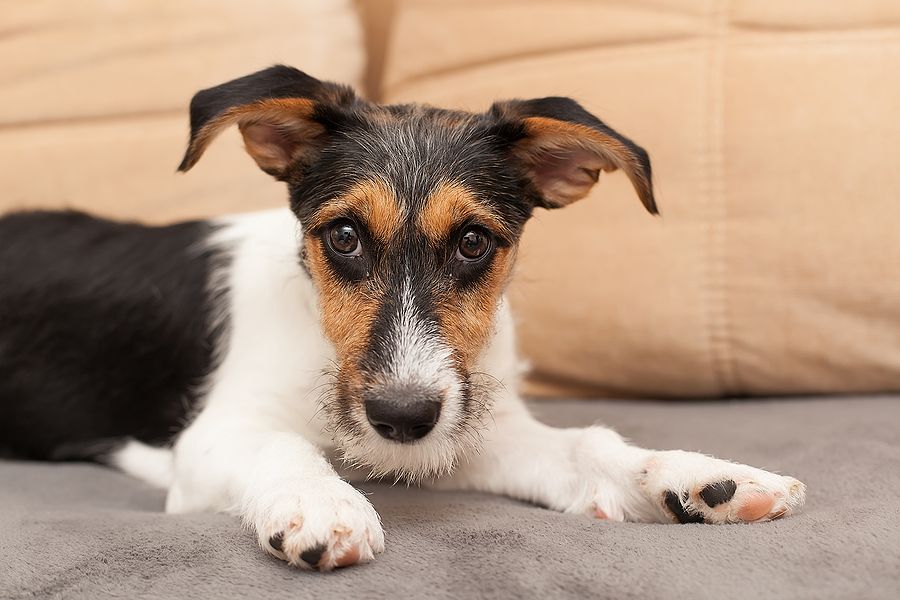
[179,66,656,479]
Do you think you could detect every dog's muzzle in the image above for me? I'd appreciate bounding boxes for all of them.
[363,384,442,443]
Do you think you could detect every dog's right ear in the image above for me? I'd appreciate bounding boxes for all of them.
[177,65,356,180]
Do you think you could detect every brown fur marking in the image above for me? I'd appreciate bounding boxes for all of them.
[303,236,383,393]
[417,182,518,370]
[310,179,402,243]
[417,182,513,245]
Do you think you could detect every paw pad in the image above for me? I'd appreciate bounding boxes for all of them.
[300,543,327,567]
[699,479,737,507]
[736,491,777,522]
[644,452,805,525]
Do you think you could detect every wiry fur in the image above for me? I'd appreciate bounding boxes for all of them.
[0,66,806,572]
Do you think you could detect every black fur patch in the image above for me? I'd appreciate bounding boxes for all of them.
[178,65,355,172]
[290,106,537,236]
[0,211,229,460]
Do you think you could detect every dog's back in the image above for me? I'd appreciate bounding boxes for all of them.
[0,210,226,461]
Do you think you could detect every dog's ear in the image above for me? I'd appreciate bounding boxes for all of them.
[178,65,356,180]
[490,97,657,214]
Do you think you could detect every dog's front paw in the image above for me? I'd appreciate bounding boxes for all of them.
[641,450,807,524]
[246,477,384,571]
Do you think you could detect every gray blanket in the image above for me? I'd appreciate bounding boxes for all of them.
[2,397,899,599]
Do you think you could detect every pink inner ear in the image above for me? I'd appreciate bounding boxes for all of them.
[240,123,295,173]
[531,147,605,207]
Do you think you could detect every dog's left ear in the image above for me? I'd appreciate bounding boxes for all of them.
[178,65,356,180]
[491,97,657,214]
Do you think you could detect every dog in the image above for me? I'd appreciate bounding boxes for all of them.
[0,65,806,571]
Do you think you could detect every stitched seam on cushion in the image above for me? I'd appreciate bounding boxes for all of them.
[386,24,900,101]
[0,109,181,132]
[731,35,900,49]
[699,0,737,396]
[697,1,718,395]
[385,34,699,95]
[713,1,739,393]
[728,23,900,36]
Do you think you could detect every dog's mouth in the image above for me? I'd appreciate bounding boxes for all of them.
[319,373,495,482]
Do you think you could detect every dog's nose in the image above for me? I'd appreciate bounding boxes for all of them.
[364,386,442,443]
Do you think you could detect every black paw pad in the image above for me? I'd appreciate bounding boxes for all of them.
[300,543,327,567]
[269,532,285,552]
[665,490,705,524]
[699,480,737,508]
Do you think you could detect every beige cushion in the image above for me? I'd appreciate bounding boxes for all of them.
[0,0,363,223]
[380,0,900,397]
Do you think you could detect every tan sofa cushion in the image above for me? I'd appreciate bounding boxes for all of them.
[0,0,363,223]
[380,0,900,397]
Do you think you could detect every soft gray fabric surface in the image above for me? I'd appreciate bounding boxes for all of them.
[2,396,899,600]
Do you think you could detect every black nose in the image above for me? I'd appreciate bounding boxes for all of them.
[364,386,442,443]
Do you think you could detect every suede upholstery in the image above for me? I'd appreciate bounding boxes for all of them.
[0,0,363,223]
[380,0,900,398]
[3,397,899,599]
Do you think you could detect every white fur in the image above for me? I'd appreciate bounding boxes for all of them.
[336,273,467,482]
[111,207,806,570]
[386,275,459,397]
[110,440,173,489]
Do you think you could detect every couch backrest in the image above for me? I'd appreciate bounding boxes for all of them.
[377,0,900,397]
[4,0,899,399]
[0,0,364,223]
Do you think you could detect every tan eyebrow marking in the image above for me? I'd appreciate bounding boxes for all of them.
[417,181,512,245]
[310,179,402,242]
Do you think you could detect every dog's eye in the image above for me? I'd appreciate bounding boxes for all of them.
[456,227,492,261]
[328,221,362,256]
[329,222,361,255]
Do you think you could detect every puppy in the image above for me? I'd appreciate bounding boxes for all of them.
[0,66,806,571]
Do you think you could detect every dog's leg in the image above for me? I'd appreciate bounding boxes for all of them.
[166,413,384,570]
[436,395,806,523]
[435,301,806,523]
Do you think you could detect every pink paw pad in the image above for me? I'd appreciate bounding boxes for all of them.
[736,490,778,522]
